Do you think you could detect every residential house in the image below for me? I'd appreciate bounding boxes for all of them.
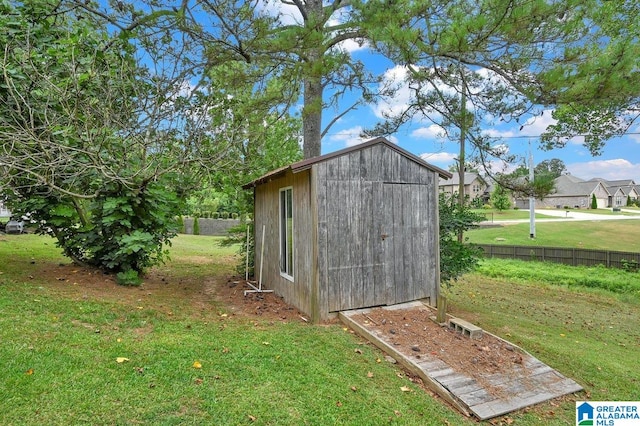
[535,174,610,209]
[589,178,639,205]
[438,172,489,204]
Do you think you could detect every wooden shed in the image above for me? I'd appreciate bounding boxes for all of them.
[243,137,452,322]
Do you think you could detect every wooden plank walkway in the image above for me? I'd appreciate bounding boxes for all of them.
[340,301,583,420]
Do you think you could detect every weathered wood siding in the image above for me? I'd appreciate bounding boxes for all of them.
[253,169,315,317]
[315,143,440,314]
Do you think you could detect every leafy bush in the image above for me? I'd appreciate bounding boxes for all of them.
[439,193,485,284]
[10,180,182,280]
[621,259,639,273]
[490,185,511,211]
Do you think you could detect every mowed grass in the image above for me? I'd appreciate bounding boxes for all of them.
[467,219,640,251]
[0,234,468,426]
[1,234,640,425]
[446,269,640,422]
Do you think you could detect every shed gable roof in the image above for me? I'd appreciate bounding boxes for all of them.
[243,137,452,188]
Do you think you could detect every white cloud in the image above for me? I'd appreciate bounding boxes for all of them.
[259,0,302,25]
[334,38,368,53]
[419,152,456,167]
[518,110,557,135]
[567,158,640,181]
[327,125,399,148]
[482,128,517,139]
[411,125,444,139]
[328,125,368,147]
[371,66,411,119]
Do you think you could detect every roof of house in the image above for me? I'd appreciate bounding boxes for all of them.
[243,137,452,189]
[589,178,636,186]
[553,175,609,197]
[438,172,487,186]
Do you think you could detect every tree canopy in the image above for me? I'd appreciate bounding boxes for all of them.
[0,0,300,283]
[2,0,638,284]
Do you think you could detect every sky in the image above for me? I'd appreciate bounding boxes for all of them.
[120,0,639,184]
[318,56,640,185]
[322,57,640,183]
[267,2,640,184]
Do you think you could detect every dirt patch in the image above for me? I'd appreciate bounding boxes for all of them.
[351,305,531,397]
[30,262,306,323]
[214,278,309,323]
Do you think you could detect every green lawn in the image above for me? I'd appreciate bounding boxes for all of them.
[467,219,640,252]
[1,234,639,425]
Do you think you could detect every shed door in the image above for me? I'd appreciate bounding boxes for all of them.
[374,183,433,307]
[327,181,434,312]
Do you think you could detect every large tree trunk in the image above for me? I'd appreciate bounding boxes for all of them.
[300,0,324,160]
[302,67,323,159]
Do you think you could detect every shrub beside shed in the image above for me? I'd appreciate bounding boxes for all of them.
[243,137,452,322]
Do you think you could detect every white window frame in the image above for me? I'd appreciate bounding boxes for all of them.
[279,187,294,281]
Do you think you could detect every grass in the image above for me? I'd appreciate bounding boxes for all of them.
[0,234,467,426]
[466,220,640,251]
[477,258,640,296]
[445,272,640,424]
[1,233,639,425]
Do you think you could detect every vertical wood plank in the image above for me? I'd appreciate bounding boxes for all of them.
[315,162,329,319]
[393,184,407,302]
[361,181,375,307]
[338,179,352,310]
[383,183,397,304]
[327,177,341,312]
[372,181,386,306]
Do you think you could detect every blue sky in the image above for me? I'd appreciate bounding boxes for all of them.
[266,3,640,183]
[319,54,640,185]
[144,1,639,184]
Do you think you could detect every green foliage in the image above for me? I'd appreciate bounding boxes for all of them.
[10,179,182,277]
[220,221,254,277]
[116,269,143,286]
[591,193,598,209]
[535,159,567,179]
[438,193,485,284]
[490,186,511,211]
[621,259,639,273]
[193,217,200,236]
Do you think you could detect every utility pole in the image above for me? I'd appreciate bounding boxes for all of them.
[456,64,467,243]
[529,141,536,239]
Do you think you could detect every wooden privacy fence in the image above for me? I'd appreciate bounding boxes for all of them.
[477,244,640,270]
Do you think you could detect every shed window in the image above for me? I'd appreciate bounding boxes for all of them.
[279,187,294,280]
